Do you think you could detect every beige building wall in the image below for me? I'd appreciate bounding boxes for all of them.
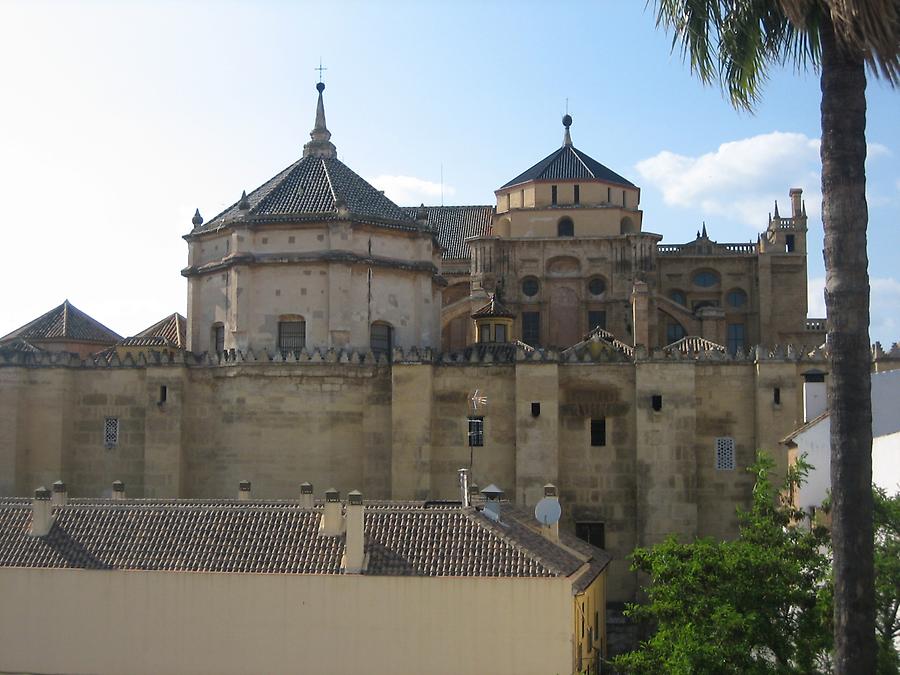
[0,568,576,675]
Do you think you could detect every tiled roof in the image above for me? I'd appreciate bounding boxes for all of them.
[500,144,635,190]
[664,336,726,353]
[194,157,415,233]
[0,338,41,353]
[134,313,186,348]
[401,205,493,260]
[562,326,635,359]
[0,300,122,345]
[0,498,610,585]
[471,294,516,319]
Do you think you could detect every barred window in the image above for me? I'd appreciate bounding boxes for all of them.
[467,416,484,447]
[715,437,736,470]
[104,417,119,449]
[370,322,392,356]
[278,319,306,352]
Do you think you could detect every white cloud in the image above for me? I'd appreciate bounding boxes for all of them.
[807,276,900,345]
[636,131,822,229]
[868,142,891,158]
[370,175,456,206]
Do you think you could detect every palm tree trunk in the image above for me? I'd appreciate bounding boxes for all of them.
[820,13,875,674]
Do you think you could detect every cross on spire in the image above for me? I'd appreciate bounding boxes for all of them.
[315,59,327,83]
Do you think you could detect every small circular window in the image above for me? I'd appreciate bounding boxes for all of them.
[522,277,540,297]
[693,270,719,288]
[727,289,747,308]
[588,277,606,296]
[670,290,687,306]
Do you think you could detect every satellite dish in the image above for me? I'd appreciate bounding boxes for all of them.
[534,498,561,526]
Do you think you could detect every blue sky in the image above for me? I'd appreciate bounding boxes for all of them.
[1,0,897,343]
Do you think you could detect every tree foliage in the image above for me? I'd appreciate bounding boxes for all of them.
[614,454,832,674]
[613,455,900,674]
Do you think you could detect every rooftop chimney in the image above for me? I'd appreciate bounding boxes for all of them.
[320,488,344,536]
[480,484,504,522]
[238,480,251,501]
[343,490,366,573]
[790,188,803,219]
[300,482,314,509]
[51,480,68,506]
[458,468,470,507]
[802,370,827,423]
[112,480,125,500]
[31,487,52,536]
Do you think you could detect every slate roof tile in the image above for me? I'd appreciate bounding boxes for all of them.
[195,157,413,233]
[0,300,122,345]
[500,144,635,190]
[401,205,493,260]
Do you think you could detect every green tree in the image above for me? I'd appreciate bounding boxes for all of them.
[613,454,833,674]
[874,487,900,673]
[651,2,900,670]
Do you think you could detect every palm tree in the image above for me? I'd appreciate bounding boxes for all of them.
[653,1,899,672]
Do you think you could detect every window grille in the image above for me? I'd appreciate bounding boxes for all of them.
[666,322,686,344]
[278,320,306,352]
[494,324,507,343]
[715,437,736,470]
[588,277,606,296]
[521,277,539,297]
[575,522,605,549]
[557,217,574,237]
[522,312,540,346]
[588,310,607,331]
[727,323,745,355]
[370,323,392,356]
[104,417,119,449]
[467,416,484,447]
[212,324,225,353]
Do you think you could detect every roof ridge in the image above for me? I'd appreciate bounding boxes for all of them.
[320,157,338,207]
[570,146,596,178]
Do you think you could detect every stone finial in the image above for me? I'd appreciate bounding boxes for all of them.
[238,190,250,211]
[415,203,428,222]
[562,113,573,146]
[701,222,708,238]
[303,81,337,159]
[192,208,203,227]
[773,200,780,219]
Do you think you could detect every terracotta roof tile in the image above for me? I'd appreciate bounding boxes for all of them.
[0,300,121,345]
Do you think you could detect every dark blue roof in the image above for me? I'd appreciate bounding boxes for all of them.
[499,144,635,190]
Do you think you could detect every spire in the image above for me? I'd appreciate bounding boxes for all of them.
[192,208,203,227]
[303,82,337,159]
[773,200,780,219]
[562,113,573,146]
[701,222,708,238]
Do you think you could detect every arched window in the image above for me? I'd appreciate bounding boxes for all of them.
[588,277,607,296]
[557,217,574,237]
[521,277,540,298]
[211,323,225,354]
[727,289,748,308]
[620,216,635,234]
[692,270,719,288]
[370,322,393,356]
[670,290,687,306]
[278,316,306,352]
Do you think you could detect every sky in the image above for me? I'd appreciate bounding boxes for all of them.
[0,0,897,344]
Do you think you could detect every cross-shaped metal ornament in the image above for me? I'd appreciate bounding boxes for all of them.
[315,59,327,83]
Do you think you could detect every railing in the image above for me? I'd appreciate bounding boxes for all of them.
[656,242,757,256]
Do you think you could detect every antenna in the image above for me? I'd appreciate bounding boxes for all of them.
[534,497,561,526]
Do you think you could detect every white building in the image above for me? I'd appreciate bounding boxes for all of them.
[782,368,900,508]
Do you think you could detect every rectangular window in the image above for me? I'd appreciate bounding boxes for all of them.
[651,394,662,412]
[158,385,167,405]
[574,184,580,205]
[590,418,606,447]
[370,323,392,355]
[467,416,484,447]
[587,310,607,331]
[786,234,795,252]
[715,437,736,470]
[622,189,627,206]
[575,522,605,549]
[551,185,558,205]
[478,324,491,343]
[278,320,306,352]
[213,325,225,353]
[522,312,540,347]
[607,187,611,203]
[774,387,781,405]
[494,324,506,342]
[104,417,119,449]
[727,323,745,354]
